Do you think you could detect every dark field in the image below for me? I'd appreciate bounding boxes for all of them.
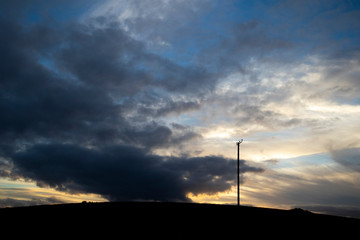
[1,202,359,236]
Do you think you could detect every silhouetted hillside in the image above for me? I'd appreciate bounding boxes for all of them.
[1,202,358,236]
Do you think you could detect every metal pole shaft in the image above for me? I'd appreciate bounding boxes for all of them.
[237,139,243,206]
[237,142,240,206]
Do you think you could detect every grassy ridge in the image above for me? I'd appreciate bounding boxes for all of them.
[1,202,359,235]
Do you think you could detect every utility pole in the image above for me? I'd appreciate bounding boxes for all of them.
[236,139,243,206]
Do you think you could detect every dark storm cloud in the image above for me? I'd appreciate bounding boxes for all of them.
[144,99,200,117]
[0,13,205,152]
[127,93,201,118]
[56,21,151,94]
[0,0,271,202]
[52,17,216,96]
[168,157,264,195]
[0,0,301,155]
[11,143,264,201]
[0,16,116,134]
[11,144,186,201]
[0,6,219,202]
[118,123,201,149]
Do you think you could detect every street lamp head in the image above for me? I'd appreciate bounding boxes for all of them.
[236,139,243,145]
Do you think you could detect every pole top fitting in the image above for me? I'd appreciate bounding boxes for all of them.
[236,139,243,145]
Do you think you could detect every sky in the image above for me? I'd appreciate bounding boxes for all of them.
[0,0,360,218]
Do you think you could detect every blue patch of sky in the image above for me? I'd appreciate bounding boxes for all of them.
[0,177,35,189]
[38,55,56,72]
[153,0,261,67]
[252,126,307,141]
[240,1,360,59]
[332,96,360,107]
[37,54,81,85]
[268,152,334,170]
[165,113,202,127]
[148,0,336,68]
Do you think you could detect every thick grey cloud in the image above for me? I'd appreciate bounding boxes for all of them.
[10,143,264,201]
[11,144,186,201]
[123,91,201,118]
[117,122,202,149]
[0,6,226,202]
[0,0,327,157]
[53,18,216,96]
[331,148,360,172]
[0,14,205,153]
[56,21,150,94]
[196,20,293,76]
